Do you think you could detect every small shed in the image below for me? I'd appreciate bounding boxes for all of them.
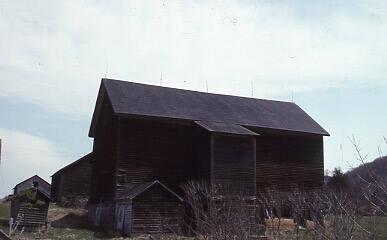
[51,153,93,207]
[13,175,51,198]
[113,181,183,236]
[10,188,51,230]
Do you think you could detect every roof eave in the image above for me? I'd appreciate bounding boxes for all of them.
[114,112,330,136]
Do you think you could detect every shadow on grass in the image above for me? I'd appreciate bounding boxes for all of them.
[51,213,90,229]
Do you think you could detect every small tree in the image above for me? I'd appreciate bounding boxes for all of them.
[328,168,348,191]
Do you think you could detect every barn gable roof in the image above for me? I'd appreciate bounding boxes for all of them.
[89,78,329,137]
[51,152,93,177]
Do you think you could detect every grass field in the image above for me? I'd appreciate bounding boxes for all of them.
[266,216,387,240]
[0,201,10,219]
[358,216,387,240]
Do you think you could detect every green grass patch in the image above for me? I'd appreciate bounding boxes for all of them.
[0,202,10,219]
[358,216,387,240]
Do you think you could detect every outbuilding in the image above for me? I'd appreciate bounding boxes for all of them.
[11,176,51,229]
[51,153,93,207]
[93,180,184,235]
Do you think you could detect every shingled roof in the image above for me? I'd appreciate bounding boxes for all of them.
[51,152,93,177]
[116,180,184,202]
[89,78,329,137]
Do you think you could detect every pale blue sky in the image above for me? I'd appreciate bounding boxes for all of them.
[0,0,386,197]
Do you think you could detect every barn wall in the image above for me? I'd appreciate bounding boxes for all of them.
[90,95,118,203]
[256,134,324,191]
[51,175,61,202]
[115,119,194,198]
[194,127,211,181]
[211,135,256,196]
[131,185,182,234]
[53,159,92,207]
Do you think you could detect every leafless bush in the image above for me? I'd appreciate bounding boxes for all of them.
[319,190,363,240]
[153,137,387,240]
[348,137,387,238]
[256,188,294,240]
[180,182,384,240]
[182,181,264,240]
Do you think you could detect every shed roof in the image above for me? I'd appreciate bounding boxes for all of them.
[13,176,52,201]
[51,152,93,177]
[117,181,184,202]
[89,79,329,137]
[195,121,259,136]
[13,188,52,201]
[14,175,50,190]
[34,188,52,201]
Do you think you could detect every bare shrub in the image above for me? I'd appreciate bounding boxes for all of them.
[182,181,264,240]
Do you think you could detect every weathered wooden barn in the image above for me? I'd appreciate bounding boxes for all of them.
[11,176,51,229]
[51,153,93,207]
[88,78,329,235]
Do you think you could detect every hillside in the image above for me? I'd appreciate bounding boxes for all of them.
[346,156,387,186]
[345,156,387,215]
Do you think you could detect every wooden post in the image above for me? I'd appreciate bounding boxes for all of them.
[8,217,13,236]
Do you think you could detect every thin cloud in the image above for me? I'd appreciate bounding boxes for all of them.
[0,0,386,117]
[0,128,66,197]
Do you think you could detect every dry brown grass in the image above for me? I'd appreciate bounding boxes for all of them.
[48,204,87,222]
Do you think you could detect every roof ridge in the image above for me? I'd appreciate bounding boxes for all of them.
[102,78,297,105]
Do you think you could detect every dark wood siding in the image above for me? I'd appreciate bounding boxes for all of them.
[211,135,256,195]
[115,119,194,198]
[51,158,92,207]
[90,95,118,203]
[51,176,60,202]
[194,127,211,181]
[131,185,182,234]
[256,134,324,191]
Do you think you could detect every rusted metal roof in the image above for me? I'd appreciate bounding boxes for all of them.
[89,78,329,137]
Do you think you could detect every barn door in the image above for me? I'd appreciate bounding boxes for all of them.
[115,204,125,233]
[93,203,102,226]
